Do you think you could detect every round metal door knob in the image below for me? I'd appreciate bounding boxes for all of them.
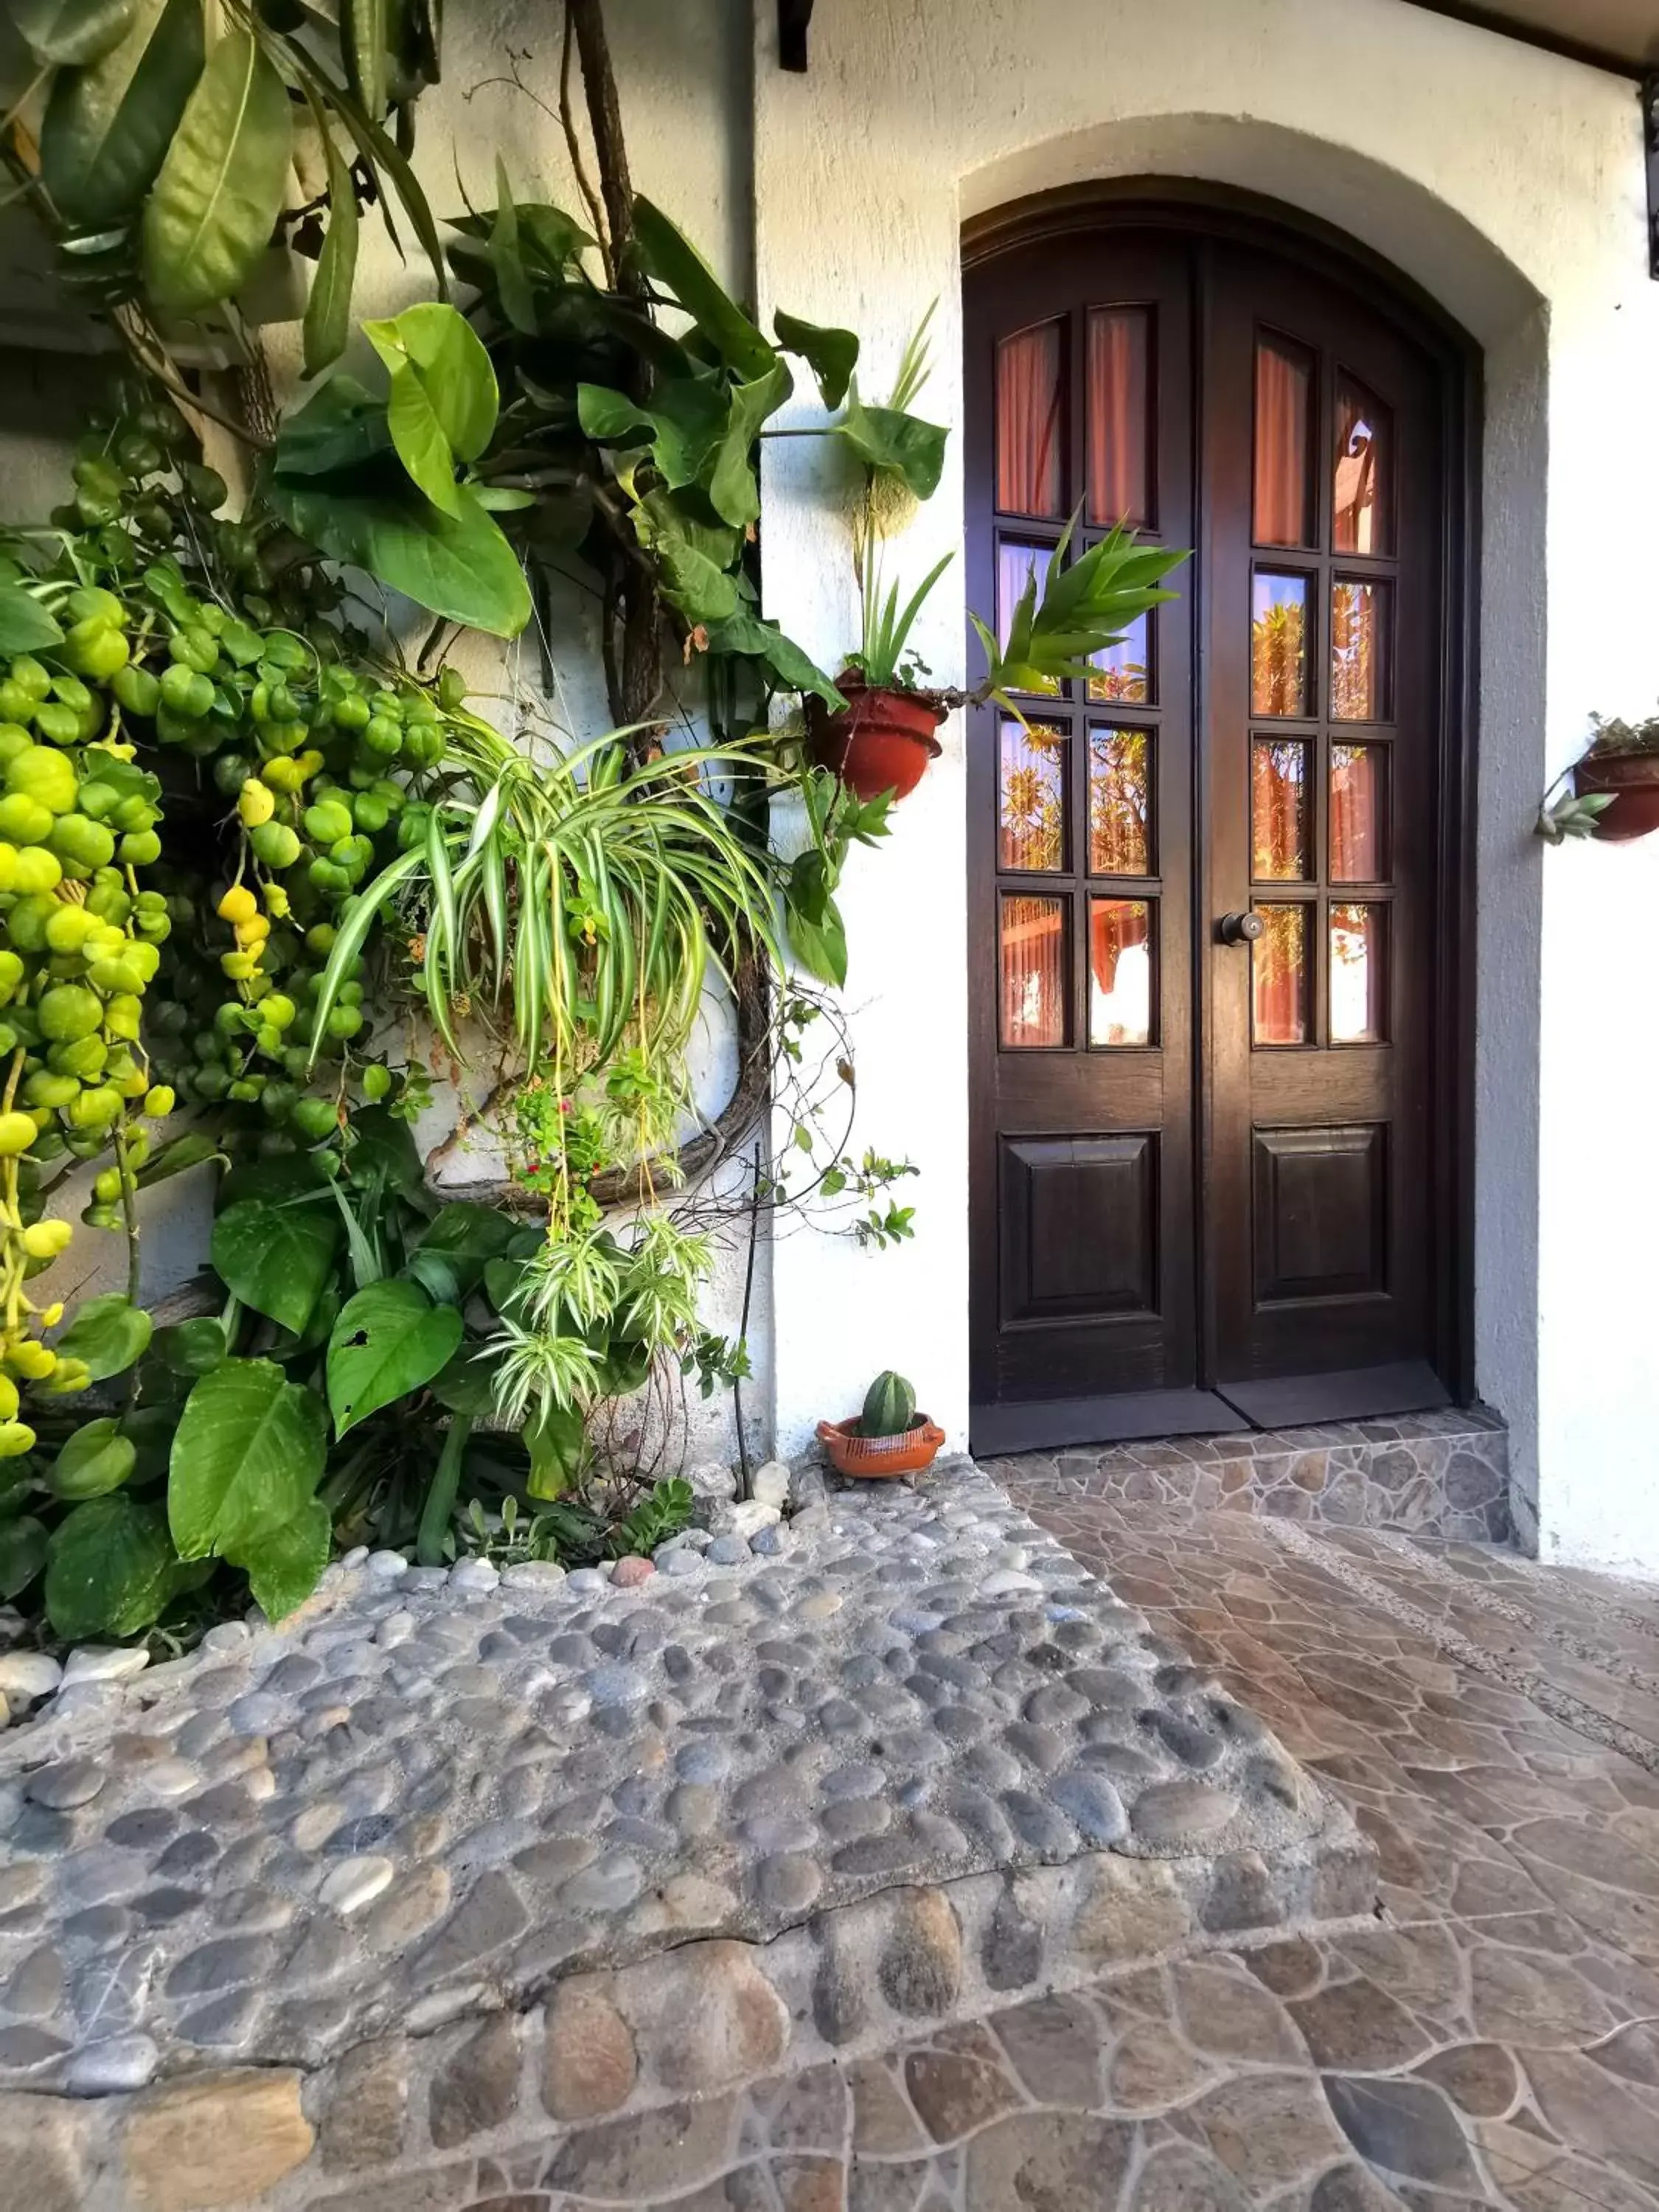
[1217,911,1265,945]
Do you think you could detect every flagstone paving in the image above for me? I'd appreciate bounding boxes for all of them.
[413,1486,1659,2211]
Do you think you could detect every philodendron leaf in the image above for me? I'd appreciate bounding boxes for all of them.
[230,1494,330,1620]
[302,116,358,378]
[41,0,204,229]
[211,1197,341,1336]
[708,358,793,529]
[0,588,64,655]
[54,1292,151,1381]
[774,309,858,409]
[0,1516,48,1603]
[168,1357,329,1562]
[13,0,136,66]
[327,1280,464,1437]
[340,0,387,121]
[268,467,531,637]
[141,27,293,317]
[414,1202,518,1291]
[703,611,844,706]
[45,1495,175,1643]
[364,300,500,509]
[835,385,948,500]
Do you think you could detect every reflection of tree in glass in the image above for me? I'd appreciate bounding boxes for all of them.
[998,723,1065,870]
[1089,730,1150,874]
[1251,599,1305,716]
[1331,582,1377,720]
[1252,903,1307,1045]
[1251,739,1306,878]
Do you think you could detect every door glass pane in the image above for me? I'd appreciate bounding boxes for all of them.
[1331,579,1392,721]
[1088,899,1152,1046]
[1088,728,1152,874]
[1086,307,1150,526]
[998,720,1067,872]
[1334,376,1392,554]
[1000,894,1068,1047]
[1252,904,1310,1046]
[1331,903,1388,1042]
[1251,739,1310,880]
[1331,743,1388,882]
[1088,611,1151,703]
[1251,573,1310,716]
[996,321,1063,518]
[997,541,1060,695]
[1253,333,1315,547]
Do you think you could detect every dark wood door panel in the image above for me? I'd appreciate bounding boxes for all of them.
[967,206,1465,1449]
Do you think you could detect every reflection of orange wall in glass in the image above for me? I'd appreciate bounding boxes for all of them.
[996,323,1063,517]
[1331,743,1384,880]
[1088,729,1150,874]
[1252,904,1308,1045]
[1332,580,1388,721]
[1252,739,1307,879]
[999,894,1066,1046]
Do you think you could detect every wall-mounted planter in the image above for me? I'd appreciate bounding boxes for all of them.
[816,1414,946,1478]
[806,677,945,802]
[1573,751,1659,841]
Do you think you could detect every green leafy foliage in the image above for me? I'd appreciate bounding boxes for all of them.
[327,1281,463,1437]
[13,0,136,68]
[233,1494,330,1620]
[302,111,360,378]
[53,1294,152,1382]
[0,587,65,655]
[972,518,1186,700]
[45,1495,175,1641]
[167,1357,328,1564]
[141,29,293,316]
[40,0,204,229]
[212,1200,340,1336]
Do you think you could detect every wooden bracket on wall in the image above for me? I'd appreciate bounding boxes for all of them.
[779,0,813,71]
[1646,74,1659,279]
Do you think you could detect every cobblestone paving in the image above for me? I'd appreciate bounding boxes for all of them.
[430,1493,1659,2211]
[0,1464,1350,2093]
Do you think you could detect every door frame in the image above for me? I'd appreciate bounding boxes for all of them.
[961,181,1481,1444]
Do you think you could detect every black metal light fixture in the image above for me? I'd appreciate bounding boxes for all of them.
[779,0,813,71]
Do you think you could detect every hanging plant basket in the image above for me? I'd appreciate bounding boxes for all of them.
[1573,750,1659,841]
[815,1413,946,1479]
[806,676,946,802]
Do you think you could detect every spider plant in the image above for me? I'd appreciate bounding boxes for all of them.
[309,718,790,1077]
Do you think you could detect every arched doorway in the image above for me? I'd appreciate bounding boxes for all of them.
[964,193,1475,1453]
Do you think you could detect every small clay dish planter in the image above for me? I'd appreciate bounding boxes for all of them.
[815,1414,947,1479]
[806,675,946,803]
[1573,750,1659,841]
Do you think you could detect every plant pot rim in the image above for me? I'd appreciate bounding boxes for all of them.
[830,672,950,727]
[1578,747,1659,771]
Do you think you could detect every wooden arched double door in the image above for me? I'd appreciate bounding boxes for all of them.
[966,202,1471,1453]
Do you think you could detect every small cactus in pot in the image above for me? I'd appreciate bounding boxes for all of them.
[818,1369,944,1478]
[860,1370,917,1437]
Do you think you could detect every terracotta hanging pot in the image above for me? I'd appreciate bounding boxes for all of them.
[1573,751,1659,841]
[815,1414,947,1479]
[806,675,946,802]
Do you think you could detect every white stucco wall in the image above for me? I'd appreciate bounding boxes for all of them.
[751,0,1659,1568]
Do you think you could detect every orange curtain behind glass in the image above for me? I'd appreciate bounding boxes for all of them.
[1087,310,1148,526]
[996,325,1062,516]
[1253,338,1311,548]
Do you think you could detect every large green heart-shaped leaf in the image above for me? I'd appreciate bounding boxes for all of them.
[704,611,843,707]
[229,1494,330,1621]
[55,1292,151,1381]
[13,0,135,66]
[45,1495,175,1642]
[327,1280,463,1437]
[41,0,203,229]
[364,300,500,510]
[274,374,393,476]
[141,27,293,316]
[0,588,64,655]
[168,1357,328,1562]
[835,388,947,500]
[709,358,793,529]
[212,1197,340,1335]
[268,466,531,637]
[415,1203,519,1291]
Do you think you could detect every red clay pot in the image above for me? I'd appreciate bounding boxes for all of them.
[815,1415,947,1479]
[1573,751,1659,841]
[806,677,946,802]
